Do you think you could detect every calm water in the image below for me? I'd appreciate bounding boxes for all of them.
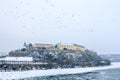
[22,68,120,80]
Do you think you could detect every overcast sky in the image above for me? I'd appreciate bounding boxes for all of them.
[0,0,120,54]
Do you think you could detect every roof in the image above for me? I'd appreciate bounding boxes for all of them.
[73,44,85,48]
[0,57,33,61]
[34,43,53,46]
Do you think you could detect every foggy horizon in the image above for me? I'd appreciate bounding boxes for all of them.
[0,0,120,54]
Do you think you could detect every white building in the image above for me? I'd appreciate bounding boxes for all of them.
[0,57,33,62]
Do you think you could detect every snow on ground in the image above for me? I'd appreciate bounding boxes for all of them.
[0,62,120,80]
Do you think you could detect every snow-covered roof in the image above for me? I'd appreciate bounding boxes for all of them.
[0,57,33,61]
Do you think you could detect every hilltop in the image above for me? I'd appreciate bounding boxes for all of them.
[7,43,110,69]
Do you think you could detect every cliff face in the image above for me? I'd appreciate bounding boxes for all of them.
[9,48,111,69]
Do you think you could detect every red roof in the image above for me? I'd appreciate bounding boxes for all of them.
[34,43,53,46]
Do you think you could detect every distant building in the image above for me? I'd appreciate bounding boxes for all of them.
[33,43,54,48]
[0,57,33,62]
[56,43,86,51]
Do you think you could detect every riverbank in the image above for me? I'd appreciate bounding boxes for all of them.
[0,62,120,80]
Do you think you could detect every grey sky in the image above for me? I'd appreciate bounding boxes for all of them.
[0,0,120,54]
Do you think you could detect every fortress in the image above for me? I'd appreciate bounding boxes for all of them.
[33,43,86,51]
[0,43,111,71]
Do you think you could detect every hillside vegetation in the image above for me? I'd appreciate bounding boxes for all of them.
[8,43,111,69]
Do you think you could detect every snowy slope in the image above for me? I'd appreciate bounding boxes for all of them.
[0,62,120,80]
